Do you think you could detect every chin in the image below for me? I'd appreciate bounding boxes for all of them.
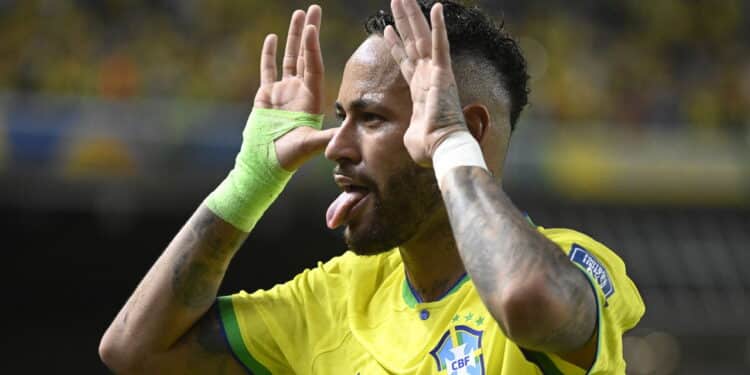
[344,224,394,256]
[344,213,415,256]
[342,166,443,256]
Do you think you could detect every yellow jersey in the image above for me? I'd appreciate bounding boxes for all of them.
[218,226,645,374]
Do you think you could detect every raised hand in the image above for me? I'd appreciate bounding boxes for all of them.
[254,5,336,170]
[384,0,468,167]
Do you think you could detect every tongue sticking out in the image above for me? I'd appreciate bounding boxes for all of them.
[326,190,367,229]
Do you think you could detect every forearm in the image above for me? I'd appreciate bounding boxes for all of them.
[440,166,596,352]
[98,8,332,371]
[100,107,327,372]
[100,205,246,369]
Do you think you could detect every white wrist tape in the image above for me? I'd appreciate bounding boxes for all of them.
[432,131,489,186]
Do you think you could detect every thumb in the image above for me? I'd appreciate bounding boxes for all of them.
[304,127,338,153]
[275,126,338,171]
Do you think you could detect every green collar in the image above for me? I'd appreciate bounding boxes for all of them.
[400,213,534,308]
[402,273,470,308]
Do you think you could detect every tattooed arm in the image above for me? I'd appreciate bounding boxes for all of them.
[100,6,332,374]
[99,206,248,374]
[441,167,597,367]
[384,0,597,367]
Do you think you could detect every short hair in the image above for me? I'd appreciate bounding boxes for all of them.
[364,0,530,131]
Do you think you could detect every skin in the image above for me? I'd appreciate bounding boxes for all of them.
[329,27,596,369]
[100,0,597,373]
[99,6,333,374]
[381,0,597,366]
[326,34,467,299]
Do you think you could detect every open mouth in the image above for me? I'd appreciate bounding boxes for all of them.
[327,177,372,229]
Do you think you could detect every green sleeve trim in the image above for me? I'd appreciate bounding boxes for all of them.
[573,263,604,375]
[520,265,603,374]
[217,296,272,375]
[523,212,536,227]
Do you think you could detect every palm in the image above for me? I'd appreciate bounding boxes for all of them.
[407,62,433,128]
[255,75,320,115]
[250,6,335,171]
[385,0,467,166]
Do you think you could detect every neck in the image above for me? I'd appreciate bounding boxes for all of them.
[399,209,466,302]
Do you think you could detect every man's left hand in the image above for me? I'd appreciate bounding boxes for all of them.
[384,0,467,167]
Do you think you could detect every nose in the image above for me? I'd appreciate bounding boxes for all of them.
[324,119,361,164]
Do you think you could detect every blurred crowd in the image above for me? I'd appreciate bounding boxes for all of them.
[1,0,748,131]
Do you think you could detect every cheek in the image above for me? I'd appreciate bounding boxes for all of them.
[360,124,411,186]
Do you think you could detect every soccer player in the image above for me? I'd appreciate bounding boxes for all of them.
[99,1,644,374]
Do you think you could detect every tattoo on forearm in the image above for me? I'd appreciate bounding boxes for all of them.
[171,207,246,308]
[442,167,595,350]
[172,255,220,308]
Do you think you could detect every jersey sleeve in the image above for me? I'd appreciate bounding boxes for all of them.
[216,252,354,374]
[522,227,646,375]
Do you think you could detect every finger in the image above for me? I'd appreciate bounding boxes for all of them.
[384,25,414,81]
[277,126,336,171]
[283,9,306,77]
[402,0,431,58]
[298,5,322,76]
[260,34,278,86]
[303,25,324,91]
[306,127,338,153]
[431,3,451,67]
[306,4,322,30]
[297,45,305,78]
[391,0,418,61]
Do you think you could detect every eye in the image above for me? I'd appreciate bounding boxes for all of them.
[361,112,385,127]
[335,111,345,122]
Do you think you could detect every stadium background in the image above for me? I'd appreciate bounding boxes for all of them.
[1,0,748,373]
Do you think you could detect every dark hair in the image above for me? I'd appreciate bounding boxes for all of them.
[364,0,529,130]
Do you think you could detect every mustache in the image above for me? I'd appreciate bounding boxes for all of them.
[332,165,378,192]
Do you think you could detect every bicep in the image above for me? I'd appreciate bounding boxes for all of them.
[146,304,248,375]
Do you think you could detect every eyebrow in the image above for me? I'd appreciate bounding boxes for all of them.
[335,99,390,114]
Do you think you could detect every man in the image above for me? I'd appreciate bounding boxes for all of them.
[99,1,644,374]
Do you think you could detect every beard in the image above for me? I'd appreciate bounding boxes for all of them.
[344,163,443,256]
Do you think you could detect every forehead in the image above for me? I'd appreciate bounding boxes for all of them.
[337,36,408,106]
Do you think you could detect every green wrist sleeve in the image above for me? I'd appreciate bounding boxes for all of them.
[204,108,324,232]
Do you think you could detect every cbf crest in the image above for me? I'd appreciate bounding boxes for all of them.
[429,325,485,375]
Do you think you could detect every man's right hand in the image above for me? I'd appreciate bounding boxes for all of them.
[255,4,336,171]
[99,6,333,375]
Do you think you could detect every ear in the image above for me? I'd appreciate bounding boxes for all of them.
[462,104,490,143]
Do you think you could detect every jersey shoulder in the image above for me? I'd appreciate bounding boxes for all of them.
[539,226,644,325]
[217,249,402,373]
[539,226,646,374]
